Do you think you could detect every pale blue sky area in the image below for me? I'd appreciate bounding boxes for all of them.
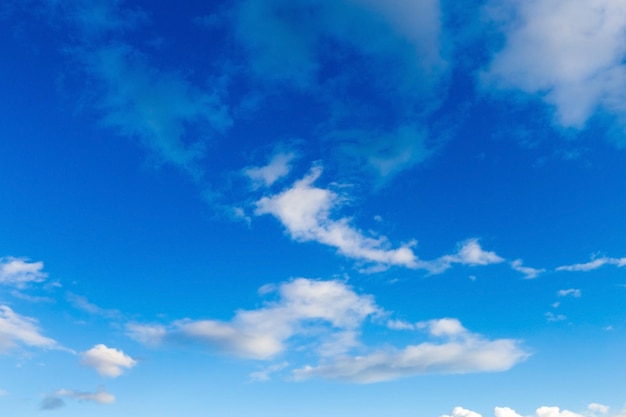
[1,1,626,416]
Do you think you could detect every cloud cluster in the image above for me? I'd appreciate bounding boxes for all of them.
[80,344,136,377]
[483,0,626,130]
[255,168,508,273]
[0,257,47,288]
[129,278,528,383]
[0,305,59,353]
[442,403,616,417]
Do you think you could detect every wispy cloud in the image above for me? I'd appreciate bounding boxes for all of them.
[255,167,419,269]
[557,288,581,298]
[129,279,528,383]
[0,305,60,353]
[128,278,381,360]
[294,319,528,383]
[510,259,545,279]
[556,256,626,272]
[80,344,136,377]
[67,293,121,319]
[41,387,115,410]
[0,257,47,288]
[244,150,297,188]
[482,0,626,133]
[80,43,231,177]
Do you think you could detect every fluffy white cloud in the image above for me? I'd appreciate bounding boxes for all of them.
[427,239,505,274]
[511,259,545,279]
[80,344,136,377]
[244,151,296,187]
[128,278,381,360]
[536,406,585,417]
[0,305,59,353]
[130,279,528,383]
[495,407,523,417]
[255,168,419,269]
[441,407,482,417]
[293,321,528,383]
[483,0,626,129]
[556,256,626,272]
[0,257,47,288]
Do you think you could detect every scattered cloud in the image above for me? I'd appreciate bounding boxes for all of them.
[128,278,381,360]
[588,403,610,415]
[244,151,297,188]
[10,290,54,303]
[41,387,115,410]
[255,167,419,269]
[482,0,626,132]
[248,361,290,382]
[442,407,483,417]
[67,293,121,319]
[556,256,626,272]
[0,257,47,288]
[557,289,581,298]
[0,305,59,353]
[293,319,528,383]
[80,344,137,377]
[129,279,528,383]
[424,239,505,275]
[80,43,231,177]
[545,312,567,323]
[40,395,66,411]
[511,259,545,279]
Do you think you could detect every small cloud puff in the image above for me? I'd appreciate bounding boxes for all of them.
[80,344,136,377]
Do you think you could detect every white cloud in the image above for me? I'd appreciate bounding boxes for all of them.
[130,278,528,383]
[387,319,416,330]
[556,256,626,272]
[293,323,528,383]
[495,407,524,417]
[255,168,419,269]
[80,344,136,377]
[557,289,581,298]
[417,318,467,337]
[128,278,381,360]
[545,312,567,322]
[0,389,7,396]
[482,0,626,130]
[588,403,610,414]
[44,387,115,407]
[0,257,47,288]
[442,407,483,417]
[536,406,585,417]
[428,239,505,274]
[511,259,545,279]
[244,151,296,187]
[0,305,59,353]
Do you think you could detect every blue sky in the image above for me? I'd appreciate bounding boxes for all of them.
[1,0,626,416]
